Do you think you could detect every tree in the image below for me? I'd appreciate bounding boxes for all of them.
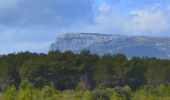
[95,54,115,87]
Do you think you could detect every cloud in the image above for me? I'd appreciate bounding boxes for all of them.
[0,0,94,27]
[81,2,170,36]
[0,0,170,54]
[0,0,95,53]
[124,7,170,35]
[74,3,125,34]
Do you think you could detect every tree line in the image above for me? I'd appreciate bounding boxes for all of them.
[0,50,170,99]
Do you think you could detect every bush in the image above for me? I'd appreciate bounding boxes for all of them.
[2,85,17,100]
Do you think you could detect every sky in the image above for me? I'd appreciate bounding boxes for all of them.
[0,0,170,54]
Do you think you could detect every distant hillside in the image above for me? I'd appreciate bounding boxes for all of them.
[50,33,170,58]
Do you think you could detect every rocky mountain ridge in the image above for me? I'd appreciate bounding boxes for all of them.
[50,33,170,58]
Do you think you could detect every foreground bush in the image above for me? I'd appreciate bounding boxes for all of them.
[1,82,170,100]
[133,85,170,100]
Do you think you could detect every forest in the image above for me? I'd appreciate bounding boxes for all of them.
[0,50,170,100]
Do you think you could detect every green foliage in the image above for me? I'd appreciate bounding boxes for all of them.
[1,82,170,100]
[110,91,126,100]
[132,85,170,100]
[2,85,17,100]
[0,51,170,99]
[40,84,60,100]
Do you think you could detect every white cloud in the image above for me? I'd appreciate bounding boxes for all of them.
[83,3,170,36]
[1,0,170,54]
[98,3,111,13]
[79,3,125,34]
[124,8,170,35]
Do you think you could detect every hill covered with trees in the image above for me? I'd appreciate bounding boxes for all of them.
[0,50,170,99]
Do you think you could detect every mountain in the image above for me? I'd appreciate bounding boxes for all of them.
[50,33,170,58]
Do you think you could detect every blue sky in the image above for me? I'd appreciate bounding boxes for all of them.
[0,0,170,54]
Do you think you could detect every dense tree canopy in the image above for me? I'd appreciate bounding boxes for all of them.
[0,50,170,91]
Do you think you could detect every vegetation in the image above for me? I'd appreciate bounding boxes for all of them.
[0,50,170,100]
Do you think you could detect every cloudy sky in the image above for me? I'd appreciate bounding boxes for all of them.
[0,0,170,54]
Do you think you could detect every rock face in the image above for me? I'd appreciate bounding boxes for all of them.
[50,33,170,58]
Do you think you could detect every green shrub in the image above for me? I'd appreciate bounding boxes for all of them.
[2,85,17,100]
